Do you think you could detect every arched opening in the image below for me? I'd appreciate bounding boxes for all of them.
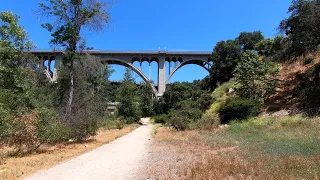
[150,57,159,86]
[166,59,211,84]
[167,64,210,83]
[49,56,55,74]
[103,58,158,95]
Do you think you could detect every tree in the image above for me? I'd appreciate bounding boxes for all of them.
[237,31,264,52]
[279,0,320,56]
[123,68,135,83]
[208,40,242,88]
[234,51,278,103]
[254,35,285,58]
[38,0,110,123]
[139,82,154,117]
[116,68,140,123]
[0,11,36,140]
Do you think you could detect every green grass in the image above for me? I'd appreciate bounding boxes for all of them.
[215,115,320,156]
[195,115,320,178]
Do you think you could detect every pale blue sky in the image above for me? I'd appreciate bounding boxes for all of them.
[0,0,291,84]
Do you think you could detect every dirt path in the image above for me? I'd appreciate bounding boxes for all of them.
[25,119,153,180]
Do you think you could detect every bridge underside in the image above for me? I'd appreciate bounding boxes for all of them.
[31,50,213,97]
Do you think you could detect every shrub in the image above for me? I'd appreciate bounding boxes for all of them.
[37,108,70,143]
[304,57,313,65]
[168,108,202,130]
[9,110,40,153]
[219,97,260,124]
[115,120,124,129]
[0,106,12,141]
[168,115,189,131]
[153,114,169,124]
[234,51,278,103]
[299,86,320,104]
[69,117,99,141]
[191,113,220,130]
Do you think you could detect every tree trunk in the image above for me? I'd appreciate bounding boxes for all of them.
[66,62,74,124]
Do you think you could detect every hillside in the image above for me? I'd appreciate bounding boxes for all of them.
[266,52,320,115]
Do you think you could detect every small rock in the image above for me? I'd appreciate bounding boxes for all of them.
[270,110,290,117]
[0,169,7,173]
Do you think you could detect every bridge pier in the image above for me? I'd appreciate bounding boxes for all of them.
[52,56,62,82]
[157,57,166,97]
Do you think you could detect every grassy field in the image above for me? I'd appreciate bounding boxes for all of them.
[0,124,139,180]
[152,115,320,179]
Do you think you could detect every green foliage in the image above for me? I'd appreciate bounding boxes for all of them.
[224,115,320,157]
[168,102,203,130]
[299,86,320,103]
[279,0,320,56]
[117,68,141,123]
[139,82,154,117]
[219,97,260,124]
[211,79,238,100]
[38,0,110,122]
[159,82,213,114]
[36,108,70,143]
[303,57,313,65]
[237,31,264,51]
[0,105,12,141]
[115,120,124,130]
[190,113,220,130]
[234,51,278,103]
[153,114,169,124]
[209,40,242,86]
[55,54,113,140]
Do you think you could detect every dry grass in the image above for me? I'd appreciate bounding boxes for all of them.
[146,116,320,179]
[267,52,320,112]
[0,124,139,180]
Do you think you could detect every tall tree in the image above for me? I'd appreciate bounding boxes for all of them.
[234,51,278,103]
[237,31,264,52]
[38,0,110,123]
[139,82,154,117]
[279,0,320,56]
[209,40,242,88]
[116,68,140,122]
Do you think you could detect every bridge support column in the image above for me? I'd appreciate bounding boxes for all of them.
[158,57,166,97]
[53,56,62,82]
[148,62,151,80]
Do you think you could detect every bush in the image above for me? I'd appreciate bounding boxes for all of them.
[191,113,220,130]
[299,86,320,104]
[69,117,99,141]
[0,106,12,141]
[219,97,260,124]
[168,108,202,130]
[168,116,188,131]
[304,57,313,65]
[9,110,40,154]
[115,120,124,129]
[37,108,70,143]
[153,114,169,124]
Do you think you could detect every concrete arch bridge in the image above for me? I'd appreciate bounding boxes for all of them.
[32,50,213,97]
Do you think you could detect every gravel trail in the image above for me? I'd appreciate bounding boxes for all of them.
[25,119,153,180]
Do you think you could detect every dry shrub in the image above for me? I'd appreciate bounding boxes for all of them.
[186,154,320,180]
[9,110,40,154]
[0,151,5,165]
[192,113,220,130]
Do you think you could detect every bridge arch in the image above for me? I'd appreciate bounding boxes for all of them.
[166,58,212,84]
[102,58,158,95]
